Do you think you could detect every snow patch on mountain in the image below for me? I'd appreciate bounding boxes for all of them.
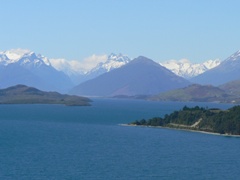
[87,53,131,75]
[0,49,51,67]
[18,52,51,68]
[2,49,32,61]
[203,59,221,69]
[71,53,131,84]
[160,59,221,79]
[38,54,51,66]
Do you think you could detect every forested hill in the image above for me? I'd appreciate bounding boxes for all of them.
[130,106,240,135]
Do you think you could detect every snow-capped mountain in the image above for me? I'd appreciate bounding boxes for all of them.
[0,49,73,92]
[77,53,131,84]
[0,49,51,67]
[0,49,31,63]
[160,59,221,79]
[87,53,131,75]
[191,50,240,85]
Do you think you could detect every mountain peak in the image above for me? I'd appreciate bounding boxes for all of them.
[107,53,130,63]
[88,53,131,74]
[108,53,117,58]
[0,49,51,67]
[129,56,162,68]
[134,56,154,62]
[18,52,52,67]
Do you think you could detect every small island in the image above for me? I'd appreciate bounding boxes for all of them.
[130,106,240,136]
[0,85,91,106]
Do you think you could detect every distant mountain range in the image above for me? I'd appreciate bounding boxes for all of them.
[50,53,220,82]
[0,49,73,93]
[49,52,220,83]
[2,48,240,101]
[0,49,222,90]
[70,56,190,96]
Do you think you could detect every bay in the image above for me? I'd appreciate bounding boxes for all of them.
[0,98,239,180]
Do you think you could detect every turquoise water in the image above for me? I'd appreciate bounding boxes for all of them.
[0,98,239,179]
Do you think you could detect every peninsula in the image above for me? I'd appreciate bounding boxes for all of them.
[0,85,91,106]
[130,106,240,136]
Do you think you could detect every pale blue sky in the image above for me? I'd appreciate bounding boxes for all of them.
[0,0,240,63]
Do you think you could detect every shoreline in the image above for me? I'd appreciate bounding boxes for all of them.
[119,124,240,138]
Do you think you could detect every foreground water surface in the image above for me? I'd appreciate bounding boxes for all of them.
[0,98,239,179]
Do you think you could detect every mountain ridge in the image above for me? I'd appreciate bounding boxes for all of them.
[49,51,221,83]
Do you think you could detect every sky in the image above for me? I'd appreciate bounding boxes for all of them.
[1,0,240,65]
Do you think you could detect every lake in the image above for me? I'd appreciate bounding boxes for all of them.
[0,98,239,179]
